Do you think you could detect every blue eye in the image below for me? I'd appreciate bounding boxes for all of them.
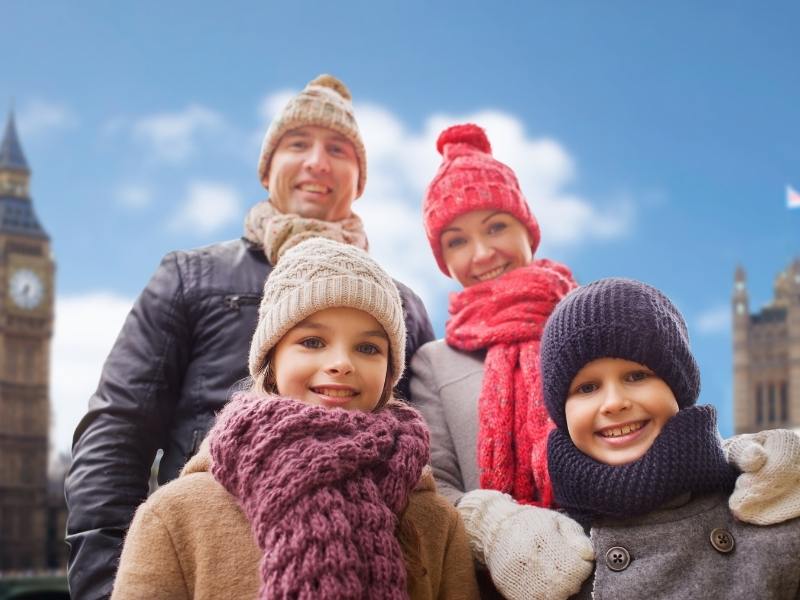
[300,337,324,349]
[488,221,507,234]
[356,343,380,355]
[626,371,650,382]
[446,237,466,249]
[575,382,598,395]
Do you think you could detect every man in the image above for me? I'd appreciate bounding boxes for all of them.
[65,74,434,600]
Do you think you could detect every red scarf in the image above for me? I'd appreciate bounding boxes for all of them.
[445,260,576,506]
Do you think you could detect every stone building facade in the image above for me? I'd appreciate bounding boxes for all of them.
[733,258,800,434]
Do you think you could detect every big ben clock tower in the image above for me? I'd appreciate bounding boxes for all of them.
[0,111,54,570]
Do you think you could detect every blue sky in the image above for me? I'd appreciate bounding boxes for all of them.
[4,1,799,454]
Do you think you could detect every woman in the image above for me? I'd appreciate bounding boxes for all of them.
[410,123,800,600]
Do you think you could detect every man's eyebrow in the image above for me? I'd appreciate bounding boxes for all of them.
[326,132,351,144]
[283,129,311,138]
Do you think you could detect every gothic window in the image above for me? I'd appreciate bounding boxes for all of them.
[780,381,789,422]
[756,384,763,425]
[768,383,776,423]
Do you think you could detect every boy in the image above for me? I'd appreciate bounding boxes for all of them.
[540,278,800,599]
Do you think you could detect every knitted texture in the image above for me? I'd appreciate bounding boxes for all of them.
[548,405,738,522]
[541,277,700,431]
[446,260,576,506]
[457,489,593,600]
[258,74,367,196]
[209,393,430,600]
[248,237,405,384]
[423,123,541,276]
[725,429,800,525]
[242,200,368,265]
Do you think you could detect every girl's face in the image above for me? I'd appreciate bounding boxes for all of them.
[271,307,390,412]
[439,209,533,288]
[565,358,679,466]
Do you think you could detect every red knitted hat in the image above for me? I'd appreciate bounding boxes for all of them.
[423,123,541,276]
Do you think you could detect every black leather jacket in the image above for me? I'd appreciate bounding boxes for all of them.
[64,238,434,600]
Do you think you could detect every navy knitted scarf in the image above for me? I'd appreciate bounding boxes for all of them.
[547,405,738,523]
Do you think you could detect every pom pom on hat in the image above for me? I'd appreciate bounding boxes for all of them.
[436,123,492,156]
[308,74,352,101]
[423,123,541,276]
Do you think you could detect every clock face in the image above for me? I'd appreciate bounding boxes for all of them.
[9,268,44,310]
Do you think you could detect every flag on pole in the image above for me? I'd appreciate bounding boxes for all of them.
[788,185,800,209]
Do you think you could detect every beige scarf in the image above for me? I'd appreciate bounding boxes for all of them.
[243,200,369,265]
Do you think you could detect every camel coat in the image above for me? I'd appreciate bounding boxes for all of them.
[111,442,479,600]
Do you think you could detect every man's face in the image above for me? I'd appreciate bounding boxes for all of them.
[265,125,360,222]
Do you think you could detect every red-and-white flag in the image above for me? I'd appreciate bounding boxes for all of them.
[788,185,800,209]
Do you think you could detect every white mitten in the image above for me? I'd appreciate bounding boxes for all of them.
[458,489,594,600]
[725,429,800,525]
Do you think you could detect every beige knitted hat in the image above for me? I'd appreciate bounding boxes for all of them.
[257,74,367,197]
[249,237,405,387]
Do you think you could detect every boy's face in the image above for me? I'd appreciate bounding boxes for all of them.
[565,358,679,465]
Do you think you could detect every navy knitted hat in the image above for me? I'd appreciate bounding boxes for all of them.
[541,278,700,431]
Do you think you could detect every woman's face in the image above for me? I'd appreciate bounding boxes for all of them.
[270,307,390,412]
[439,210,533,287]
[565,358,680,465]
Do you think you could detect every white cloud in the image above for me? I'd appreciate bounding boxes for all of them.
[696,304,731,335]
[258,89,297,125]
[354,104,634,320]
[169,181,242,234]
[116,183,153,209]
[51,292,134,454]
[16,99,77,138]
[133,104,225,162]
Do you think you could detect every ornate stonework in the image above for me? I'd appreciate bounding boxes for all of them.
[733,259,800,434]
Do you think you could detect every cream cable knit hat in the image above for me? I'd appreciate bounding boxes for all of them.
[257,74,367,197]
[248,238,405,386]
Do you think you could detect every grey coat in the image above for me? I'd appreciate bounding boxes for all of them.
[409,339,485,506]
[576,493,800,599]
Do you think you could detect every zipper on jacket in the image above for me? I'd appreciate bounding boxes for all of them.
[223,294,261,311]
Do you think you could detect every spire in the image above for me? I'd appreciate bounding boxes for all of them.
[0,110,30,174]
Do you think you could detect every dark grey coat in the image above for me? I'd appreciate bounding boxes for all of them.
[576,493,800,599]
[64,237,434,600]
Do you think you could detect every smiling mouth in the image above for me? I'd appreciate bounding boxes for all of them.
[598,420,647,438]
[310,386,357,398]
[297,182,330,194]
[474,264,510,282]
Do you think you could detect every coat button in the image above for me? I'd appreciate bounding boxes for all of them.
[709,528,735,553]
[605,546,631,571]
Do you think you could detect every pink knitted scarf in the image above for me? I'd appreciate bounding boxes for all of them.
[209,393,429,600]
[446,260,576,506]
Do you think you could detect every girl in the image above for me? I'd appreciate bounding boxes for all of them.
[112,237,479,600]
[411,123,800,599]
[540,277,800,598]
